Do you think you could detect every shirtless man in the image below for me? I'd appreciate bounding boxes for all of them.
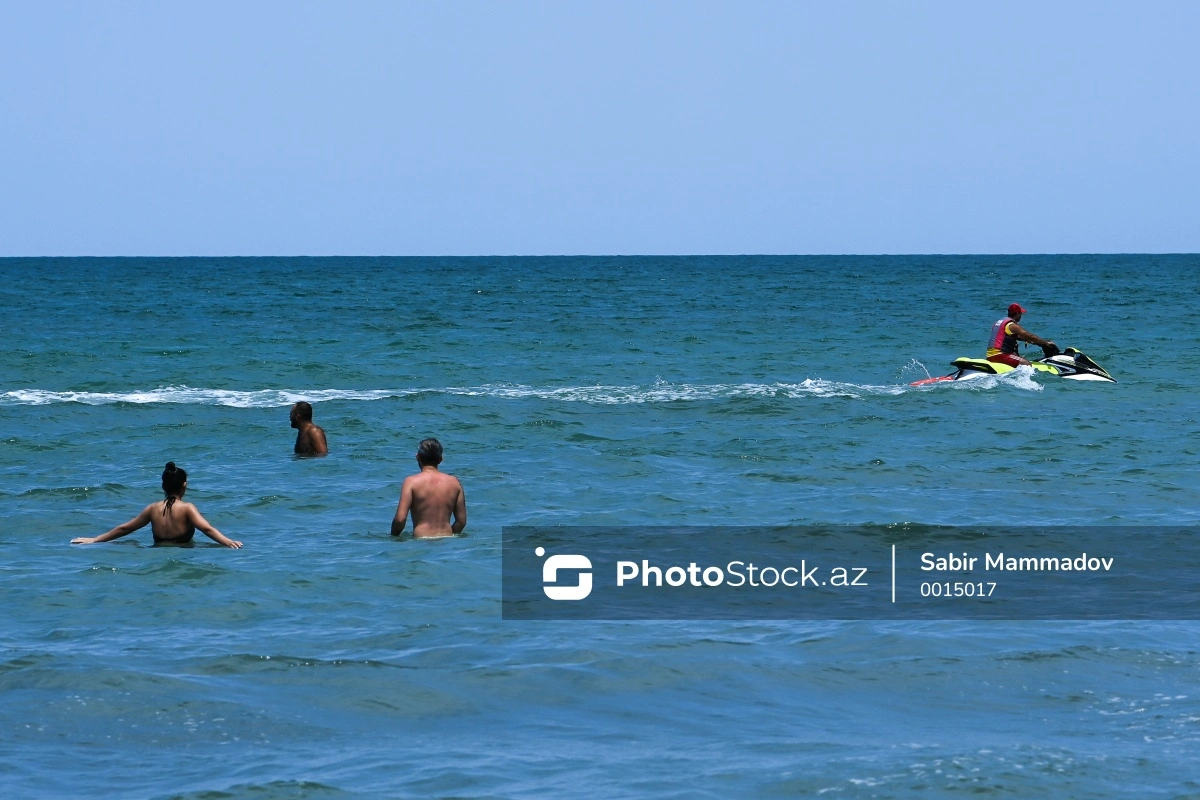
[290,401,328,455]
[390,438,467,538]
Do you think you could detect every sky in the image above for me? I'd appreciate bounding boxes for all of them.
[2,1,1198,256]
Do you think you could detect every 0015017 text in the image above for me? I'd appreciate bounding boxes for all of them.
[919,581,997,598]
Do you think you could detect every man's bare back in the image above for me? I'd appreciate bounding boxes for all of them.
[390,438,466,538]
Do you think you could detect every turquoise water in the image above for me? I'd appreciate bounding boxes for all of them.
[2,256,1199,797]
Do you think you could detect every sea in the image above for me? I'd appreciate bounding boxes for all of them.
[1,255,1198,798]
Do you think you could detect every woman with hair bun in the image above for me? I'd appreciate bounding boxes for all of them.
[71,463,242,548]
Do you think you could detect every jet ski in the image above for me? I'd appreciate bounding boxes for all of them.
[911,345,1115,385]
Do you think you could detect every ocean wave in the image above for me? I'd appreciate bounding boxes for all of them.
[0,375,1043,408]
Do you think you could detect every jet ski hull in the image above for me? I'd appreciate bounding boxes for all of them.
[911,348,1114,385]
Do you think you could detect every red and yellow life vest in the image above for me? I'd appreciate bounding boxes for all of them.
[986,317,1019,356]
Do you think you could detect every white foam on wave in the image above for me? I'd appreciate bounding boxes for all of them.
[926,365,1044,393]
[452,379,909,403]
[968,366,1044,393]
[1,373,1040,408]
[0,387,401,408]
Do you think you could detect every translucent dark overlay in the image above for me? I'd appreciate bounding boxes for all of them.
[503,526,1200,620]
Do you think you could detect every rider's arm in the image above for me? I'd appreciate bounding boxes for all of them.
[1010,322,1054,349]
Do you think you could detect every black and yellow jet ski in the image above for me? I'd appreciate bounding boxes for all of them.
[911,345,1115,385]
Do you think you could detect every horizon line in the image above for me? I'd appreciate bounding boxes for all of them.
[2,252,1198,259]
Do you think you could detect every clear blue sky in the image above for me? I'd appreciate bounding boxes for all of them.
[2,1,1197,256]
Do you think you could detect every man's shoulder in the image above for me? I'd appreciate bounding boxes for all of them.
[411,470,461,489]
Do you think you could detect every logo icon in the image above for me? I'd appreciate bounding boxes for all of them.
[536,546,593,601]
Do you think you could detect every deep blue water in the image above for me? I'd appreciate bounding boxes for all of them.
[2,256,1199,798]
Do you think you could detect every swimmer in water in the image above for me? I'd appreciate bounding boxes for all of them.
[390,438,467,538]
[71,462,243,548]
[290,401,329,456]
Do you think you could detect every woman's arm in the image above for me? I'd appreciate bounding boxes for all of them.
[189,506,242,549]
[71,505,154,544]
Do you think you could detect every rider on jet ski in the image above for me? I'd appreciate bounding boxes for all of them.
[986,303,1058,367]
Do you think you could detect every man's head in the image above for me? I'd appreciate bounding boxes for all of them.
[416,437,444,467]
[290,401,314,428]
[1008,302,1026,321]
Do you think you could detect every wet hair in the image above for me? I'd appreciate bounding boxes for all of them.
[416,438,443,466]
[293,401,313,421]
[161,462,187,515]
